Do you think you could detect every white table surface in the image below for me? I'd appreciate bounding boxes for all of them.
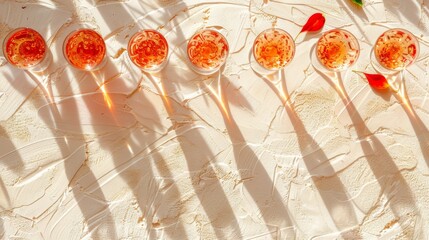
[1,0,429,239]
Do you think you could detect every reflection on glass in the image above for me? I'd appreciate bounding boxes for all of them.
[374,28,419,71]
[253,28,295,72]
[316,29,360,72]
[2,27,50,71]
[63,28,106,71]
[187,29,229,75]
[128,29,169,73]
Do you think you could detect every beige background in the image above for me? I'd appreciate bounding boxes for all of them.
[1,0,429,239]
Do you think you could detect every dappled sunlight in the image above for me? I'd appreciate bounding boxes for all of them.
[144,72,176,117]
[396,90,416,119]
[90,70,114,110]
[204,77,230,121]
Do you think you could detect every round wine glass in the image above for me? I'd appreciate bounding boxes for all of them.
[312,29,360,72]
[372,28,419,73]
[186,28,230,115]
[371,28,419,92]
[63,28,106,71]
[2,27,51,71]
[311,29,360,100]
[251,28,295,75]
[187,29,229,75]
[311,29,360,99]
[128,29,169,73]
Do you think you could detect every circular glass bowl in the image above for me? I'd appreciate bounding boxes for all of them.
[252,28,295,73]
[63,28,106,71]
[315,29,360,72]
[187,29,229,75]
[373,28,419,71]
[127,29,169,73]
[3,27,50,71]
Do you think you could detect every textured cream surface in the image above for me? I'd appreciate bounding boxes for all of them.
[1,0,429,239]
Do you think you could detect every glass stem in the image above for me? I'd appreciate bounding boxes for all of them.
[386,70,403,93]
[396,70,413,115]
[398,70,405,96]
[333,71,348,101]
[204,71,230,119]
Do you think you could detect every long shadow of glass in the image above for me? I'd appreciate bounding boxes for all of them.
[4,64,116,239]
[255,69,360,237]
[0,177,10,211]
[0,1,141,238]
[0,126,25,209]
[0,127,21,215]
[7,65,122,238]
[54,1,202,238]
[2,10,109,237]
[86,1,191,238]
[148,150,187,238]
[391,80,429,170]
[145,72,243,239]
[65,62,140,239]
[0,217,3,238]
[315,68,419,233]
[90,70,190,238]
[204,72,297,238]
[35,20,122,239]
[125,86,190,239]
[129,1,243,238]
[1,6,87,238]
[38,75,120,239]
[60,1,189,236]
[74,2,154,236]
[0,126,24,172]
[90,125,166,238]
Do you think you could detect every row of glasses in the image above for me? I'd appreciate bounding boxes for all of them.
[249,27,419,79]
[2,27,420,83]
[314,28,419,112]
[314,28,419,79]
[2,27,107,72]
[247,27,420,120]
[1,27,227,75]
[1,27,165,72]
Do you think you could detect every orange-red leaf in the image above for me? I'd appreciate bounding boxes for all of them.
[300,13,326,34]
[363,73,389,90]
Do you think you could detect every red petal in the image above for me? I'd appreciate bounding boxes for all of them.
[300,13,326,33]
[363,73,389,90]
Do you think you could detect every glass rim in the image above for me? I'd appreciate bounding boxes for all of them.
[186,28,230,72]
[252,28,296,71]
[315,28,360,72]
[62,28,106,71]
[2,27,48,69]
[127,29,169,71]
[373,28,420,71]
